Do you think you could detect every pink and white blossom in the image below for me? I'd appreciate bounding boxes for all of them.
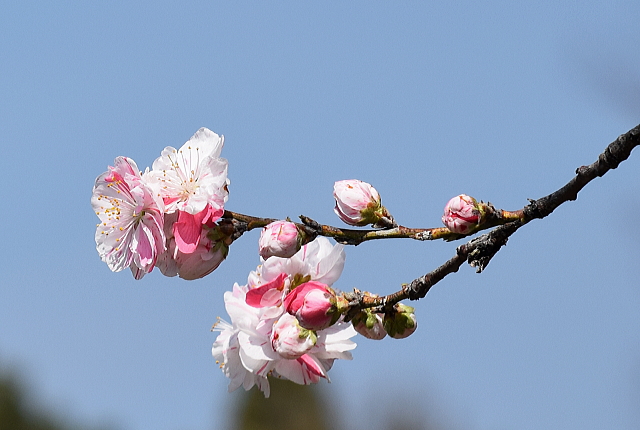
[333,179,393,227]
[442,194,481,234]
[92,156,165,279]
[258,221,302,259]
[146,128,229,253]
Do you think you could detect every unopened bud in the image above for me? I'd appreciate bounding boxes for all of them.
[383,303,417,339]
[352,308,387,340]
[333,179,394,227]
[271,314,317,359]
[259,220,304,259]
[283,281,348,331]
[442,194,484,234]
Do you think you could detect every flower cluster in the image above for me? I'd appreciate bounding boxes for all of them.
[212,237,357,397]
[91,128,229,279]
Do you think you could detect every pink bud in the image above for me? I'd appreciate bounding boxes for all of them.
[283,281,344,331]
[383,304,417,339]
[351,309,387,340]
[442,194,481,234]
[258,221,302,259]
[270,314,317,359]
[333,179,391,227]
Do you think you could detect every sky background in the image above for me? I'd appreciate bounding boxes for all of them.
[1,1,640,429]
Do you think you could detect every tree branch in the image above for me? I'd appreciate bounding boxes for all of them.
[347,123,640,312]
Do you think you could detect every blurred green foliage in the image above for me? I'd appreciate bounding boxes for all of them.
[0,368,439,430]
[231,378,334,430]
[0,372,67,430]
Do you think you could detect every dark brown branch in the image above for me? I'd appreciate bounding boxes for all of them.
[523,124,640,221]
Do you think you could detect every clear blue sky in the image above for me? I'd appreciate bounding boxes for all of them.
[1,2,639,429]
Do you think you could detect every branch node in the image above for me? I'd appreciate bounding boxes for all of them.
[414,231,432,241]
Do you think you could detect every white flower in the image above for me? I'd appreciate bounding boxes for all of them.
[212,284,272,396]
[243,237,346,318]
[145,128,229,254]
[147,127,229,215]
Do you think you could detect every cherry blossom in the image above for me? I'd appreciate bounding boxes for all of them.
[146,128,229,253]
[252,237,346,291]
[270,314,317,359]
[243,237,346,315]
[92,157,165,279]
[212,282,356,397]
[212,284,272,396]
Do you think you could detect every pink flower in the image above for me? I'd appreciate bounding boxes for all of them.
[284,281,346,331]
[333,179,393,227]
[91,157,165,279]
[157,212,228,280]
[442,194,481,234]
[271,314,317,359]
[258,221,302,259]
[146,128,229,253]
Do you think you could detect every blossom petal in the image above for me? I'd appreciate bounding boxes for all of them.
[173,210,202,253]
[246,273,287,308]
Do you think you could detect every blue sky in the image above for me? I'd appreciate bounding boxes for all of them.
[1,1,639,429]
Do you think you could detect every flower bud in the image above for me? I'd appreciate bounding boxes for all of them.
[271,314,317,359]
[258,220,303,259]
[333,179,394,227]
[442,194,482,234]
[383,303,417,339]
[283,281,348,331]
[351,309,386,340]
